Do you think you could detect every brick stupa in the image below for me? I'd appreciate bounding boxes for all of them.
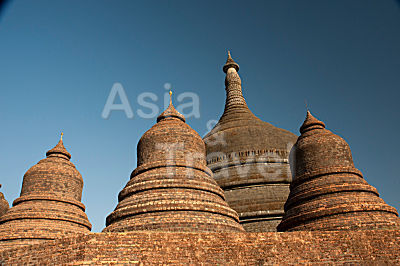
[104,94,244,232]
[0,185,9,218]
[203,52,297,232]
[0,135,92,249]
[277,111,400,231]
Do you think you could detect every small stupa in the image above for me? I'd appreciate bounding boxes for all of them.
[0,134,92,248]
[278,111,400,231]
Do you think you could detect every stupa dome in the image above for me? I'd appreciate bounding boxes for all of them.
[278,111,400,231]
[104,97,244,232]
[293,111,354,177]
[137,101,204,168]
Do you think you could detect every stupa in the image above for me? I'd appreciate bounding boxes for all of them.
[277,111,400,231]
[104,92,244,232]
[203,52,297,232]
[0,134,92,249]
[0,185,8,217]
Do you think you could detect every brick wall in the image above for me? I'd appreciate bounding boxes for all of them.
[1,230,399,264]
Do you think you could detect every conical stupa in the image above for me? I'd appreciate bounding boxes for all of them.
[0,134,92,248]
[277,111,400,231]
[0,185,9,218]
[104,93,244,232]
[203,52,297,232]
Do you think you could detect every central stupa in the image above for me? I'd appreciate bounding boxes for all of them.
[204,52,297,232]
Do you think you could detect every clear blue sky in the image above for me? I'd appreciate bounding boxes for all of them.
[0,1,399,232]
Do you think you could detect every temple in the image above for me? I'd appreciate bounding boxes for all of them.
[0,54,399,264]
[203,52,297,232]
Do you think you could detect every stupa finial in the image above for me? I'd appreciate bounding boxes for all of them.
[223,50,239,73]
[157,89,185,123]
[46,133,71,159]
[300,110,326,134]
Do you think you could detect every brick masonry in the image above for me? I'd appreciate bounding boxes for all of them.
[1,230,399,264]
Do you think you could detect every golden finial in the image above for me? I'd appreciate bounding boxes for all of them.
[61,132,64,141]
[227,50,231,59]
[169,90,172,105]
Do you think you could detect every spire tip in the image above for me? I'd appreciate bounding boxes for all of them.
[223,50,239,73]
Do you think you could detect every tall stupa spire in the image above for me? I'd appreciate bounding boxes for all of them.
[223,50,239,73]
[203,52,297,232]
[220,51,251,122]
